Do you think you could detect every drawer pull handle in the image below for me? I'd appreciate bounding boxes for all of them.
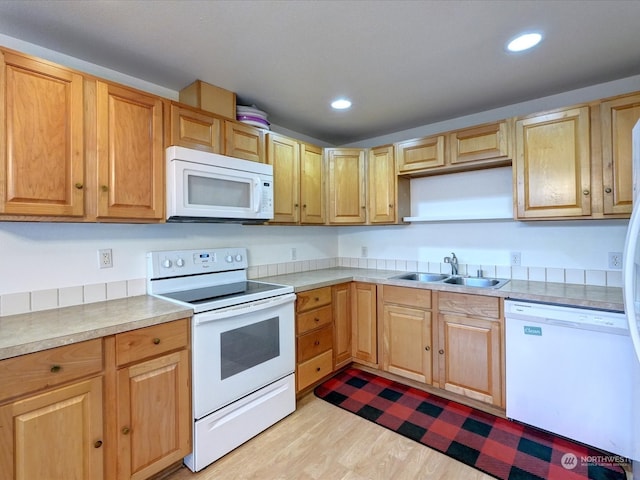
[583,189,590,196]
[74,182,83,190]
[94,440,103,448]
[314,317,320,322]
[439,349,444,355]
[605,187,612,193]
[50,365,62,373]
[101,185,109,192]
[314,340,320,346]
[122,427,130,435]
[316,367,321,372]
[425,346,430,351]
[314,297,319,302]
[153,338,161,345]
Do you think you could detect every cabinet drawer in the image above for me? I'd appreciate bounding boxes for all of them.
[382,285,431,309]
[0,338,103,402]
[296,305,332,334]
[297,350,333,391]
[438,292,500,319]
[297,324,333,363]
[116,318,189,366]
[296,287,332,313]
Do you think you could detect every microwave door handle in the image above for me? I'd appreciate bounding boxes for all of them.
[253,178,262,213]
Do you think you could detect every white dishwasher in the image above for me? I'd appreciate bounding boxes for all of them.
[505,299,637,460]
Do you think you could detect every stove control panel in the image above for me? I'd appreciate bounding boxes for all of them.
[147,247,249,278]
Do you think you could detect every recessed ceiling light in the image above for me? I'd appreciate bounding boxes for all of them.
[331,98,352,110]
[507,32,542,52]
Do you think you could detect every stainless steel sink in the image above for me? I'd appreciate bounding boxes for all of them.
[392,272,449,282]
[443,276,509,289]
[391,272,509,289]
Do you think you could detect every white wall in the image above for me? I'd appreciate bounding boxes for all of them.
[0,222,337,295]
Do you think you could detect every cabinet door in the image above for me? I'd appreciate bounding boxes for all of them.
[116,350,190,480]
[449,121,511,165]
[96,81,164,220]
[267,133,300,223]
[224,121,265,163]
[514,106,591,218]
[332,283,352,369]
[0,50,84,216]
[352,282,377,364]
[395,135,445,173]
[601,93,640,216]
[300,142,326,224]
[438,313,502,406]
[0,376,103,480]
[327,148,366,224]
[168,103,222,153]
[382,303,432,384]
[368,145,397,223]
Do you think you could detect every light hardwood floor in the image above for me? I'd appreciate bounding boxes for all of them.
[166,393,493,480]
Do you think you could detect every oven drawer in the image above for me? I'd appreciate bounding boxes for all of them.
[296,287,332,313]
[297,349,333,391]
[0,339,103,402]
[296,304,332,334]
[297,324,333,363]
[116,318,189,366]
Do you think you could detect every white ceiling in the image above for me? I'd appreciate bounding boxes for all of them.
[0,0,639,145]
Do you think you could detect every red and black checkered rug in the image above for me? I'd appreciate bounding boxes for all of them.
[314,368,627,480]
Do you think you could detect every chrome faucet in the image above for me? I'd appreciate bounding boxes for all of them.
[444,252,458,276]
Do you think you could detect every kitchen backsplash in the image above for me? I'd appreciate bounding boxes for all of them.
[0,256,622,317]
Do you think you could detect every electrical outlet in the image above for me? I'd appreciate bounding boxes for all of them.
[98,249,113,269]
[608,252,623,269]
[361,246,368,258]
[290,247,297,261]
[510,251,521,266]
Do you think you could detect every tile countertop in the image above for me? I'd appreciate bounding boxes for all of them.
[0,295,193,361]
[259,267,625,312]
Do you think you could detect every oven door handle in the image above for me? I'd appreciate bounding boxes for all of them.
[195,293,296,325]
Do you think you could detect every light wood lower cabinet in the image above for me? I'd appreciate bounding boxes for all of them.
[333,283,352,369]
[351,282,377,365]
[0,319,191,480]
[380,285,433,384]
[436,292,503,407]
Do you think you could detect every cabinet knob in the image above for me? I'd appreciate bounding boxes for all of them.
[314,297,319,302]
[74,182,83,190]
[94,440,103,449]
[425,346,430,351]
[294,204,299,208]
[50,365,61,373]
[303,204,307,208]
[314,317,320,322]
[316,367,321,372]
[389,204,393,208]
[438,349,444,355]
[153,338,161,345]
[314,340,320,346]
[101,185,109,192]
[605,187,612,193]
[122,427,130,435]
[583,189,590,196]
[361,206,366,209]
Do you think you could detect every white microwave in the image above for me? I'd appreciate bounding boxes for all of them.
[166,146,274,223]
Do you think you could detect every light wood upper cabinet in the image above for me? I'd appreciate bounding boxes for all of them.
[449,121,511,165]
[327,148,367,224]
[267,133,300,223]
[437,292,503,407]
[0,49,85,217]
[95,81,164,220]
[600,93,640,216]
[368,145,408,224]
[514,106,591,219]
[396,135,445,173]
[300,142,326,224]
[167,102,222,153]
[224,121,265,163]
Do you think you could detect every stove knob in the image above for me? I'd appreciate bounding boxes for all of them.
[162,259,172,268]
[226,255,233,263]
[175,258,185,267]
[235,254,243,262]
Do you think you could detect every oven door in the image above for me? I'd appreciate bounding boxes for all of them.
[192,293,295,419]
